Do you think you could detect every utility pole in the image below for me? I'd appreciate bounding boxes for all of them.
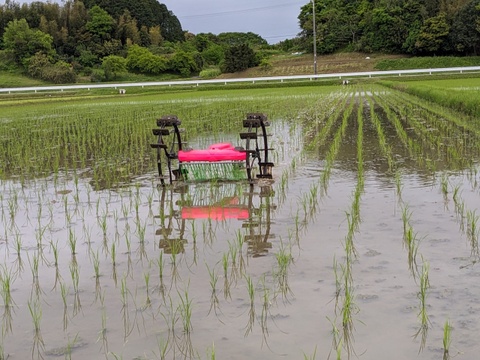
[312,0,317,75]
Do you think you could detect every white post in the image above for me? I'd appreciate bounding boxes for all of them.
[312,0,317,75]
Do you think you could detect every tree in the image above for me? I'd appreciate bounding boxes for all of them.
[217,32,267,47]
[86,5,114,41]
[82,0,184,42]
[2,18,54,65]
[202,43,224,65]
[102,54,126,80]
[27,52,76,83]
[222,44,258,73]
[447,0,480,54]
[148,25,163,46]
[415,13,450,54]
[117,10,140,45]
[298,0,359,54]
[126,44,167,74]
[168,50,200,77]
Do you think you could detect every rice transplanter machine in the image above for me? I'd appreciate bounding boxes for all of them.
[151,113,274,185]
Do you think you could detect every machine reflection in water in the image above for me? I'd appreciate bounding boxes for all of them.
[155,182,276,257]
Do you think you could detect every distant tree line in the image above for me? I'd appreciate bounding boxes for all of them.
[3,0,477,84]
[0,0,265,83]
[289,0,480,56]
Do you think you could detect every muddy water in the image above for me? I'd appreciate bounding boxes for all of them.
[1,112,480,360]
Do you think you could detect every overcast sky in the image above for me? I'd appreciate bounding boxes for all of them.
[161,0,305,43]
[12,0,306,43]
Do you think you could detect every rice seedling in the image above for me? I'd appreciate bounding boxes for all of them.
[452,184,461,206]
[99,211,108,239]
[440,173,449,205]
[332,257,342,308]
[120,274,134,340]
[161,296,179,337]
[405,227,420,275]
[302,346,317,360]
[401,205,412,238]
[368,95,395,173]
[466,209,479,258]
[168,242,182,284]
[144,271,152,308]
[69,260,81,317]
[222,252,231,300]
[68,228,77,256]
[244,274,255,336]
[153,335,170,360]
[59,281,69,330]
[259,275,271,344]
[28,298,45,359]
[0,341,6,360]
[274,241,294,301]
[206,263,220,317]
[455,200,466,232]
[336,260,359,358]
[344,213,358,263]
[28,252,43,299]
[12,231,23,273]
[227,239,239,283]
[443,319,452,360]
[7,195,18,224]
[110,241,117,267]
[156,251,166,300]
[35,224,48,251]
[97,302,109,355]
[137,219,147,245]
[207,342,216,360]
[327,317,343,360]
[49,240,62,289]
[54,332,79,360]
[64,194,73,226]
[177,287,193,334]
[136,235,148,263]
[414,260,430,352]
[319,103,351,194]
[0,265,15,336]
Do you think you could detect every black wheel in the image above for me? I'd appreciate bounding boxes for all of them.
[243,126,259,183]
[241,113,273,184]
[151,115,183,186]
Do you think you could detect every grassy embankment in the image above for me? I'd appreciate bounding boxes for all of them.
[4,53,480,88]
[1,53,480,109]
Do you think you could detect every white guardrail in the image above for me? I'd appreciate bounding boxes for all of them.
[1,66,480,94]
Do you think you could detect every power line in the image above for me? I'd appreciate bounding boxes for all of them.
[176,1,305,19]
[264,33,299,40]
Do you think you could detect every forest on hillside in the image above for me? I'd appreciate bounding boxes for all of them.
[289,0,480,56]
[0,0,479,84]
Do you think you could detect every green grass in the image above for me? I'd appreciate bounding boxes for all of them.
[375,56,480,71]
[0,69,48,88]
[380,78,480,122]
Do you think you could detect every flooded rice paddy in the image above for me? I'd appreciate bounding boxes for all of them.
[1,85,480,359]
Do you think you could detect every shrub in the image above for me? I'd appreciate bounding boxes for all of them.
[126,44,167,74]
[199,68,221,79]
[259,58,272,71]
[102,55,127,80]
[42,61,77,83]
[168,51,200,77]
[202,44,224,65]
[27,52,76,83]
[0,50,17,70]
[90,68,105,82]
[222,44,258,73]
